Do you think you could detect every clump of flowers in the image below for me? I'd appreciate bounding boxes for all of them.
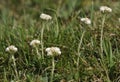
[30,39,40,47]
[45,47,61,56]
[80,18,91,25]
[100,6,112,13]
[6,45,18,53]
[40,13,52,20]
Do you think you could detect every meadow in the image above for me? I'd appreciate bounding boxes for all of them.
[0,0,120,82]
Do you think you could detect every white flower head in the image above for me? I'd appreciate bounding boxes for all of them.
[45,47,61,56]
[6,45,18,53]
[100,6,112,13]
[80,18,91,25]
[30,39,40,47]
[40,13,52,20]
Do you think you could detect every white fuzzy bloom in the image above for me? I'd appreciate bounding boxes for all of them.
[45,47,61,56]
[80,18,91,25]
[6,45,18,53]
[40,13,52,20]
[30,39,40,47]
[100,6,112,13]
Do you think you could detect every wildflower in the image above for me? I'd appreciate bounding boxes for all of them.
[80,18,91,25]
[6,45,19,79]
[40,13,52,20]
[46,47,61,82]
[6,45,18,53]
[100,6,112,13]
[30,39,40,47]
[45,47,61,56]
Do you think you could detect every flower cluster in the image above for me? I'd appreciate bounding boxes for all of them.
[80,18,91,25]
[100,6,112,13]
[6,45,18,53]
[45,47,61,56]
[40,13,52,20]
[30,39,41,47]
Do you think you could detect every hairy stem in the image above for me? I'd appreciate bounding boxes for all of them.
[11,55,19,80]
[100,15,110,82]
[50,57,55,82]
[41,24,45,59]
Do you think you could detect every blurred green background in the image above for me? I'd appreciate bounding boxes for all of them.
[0,0,119,20]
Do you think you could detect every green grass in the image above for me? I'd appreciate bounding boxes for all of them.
[0,0,120,82]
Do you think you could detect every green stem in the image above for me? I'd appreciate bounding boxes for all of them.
[55,15,59,38]
[100,15,110,82]
[50,57,55,82]
[77,31,85,70]
[11,55,19,80]
[36,47,41,59]
[41,24,45,59]
[100,15,105,59]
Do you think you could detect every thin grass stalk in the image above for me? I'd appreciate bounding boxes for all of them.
[77,31,85,70]
[50,56,55,82]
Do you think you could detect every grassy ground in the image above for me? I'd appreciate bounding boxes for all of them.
[0,0,120,82]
